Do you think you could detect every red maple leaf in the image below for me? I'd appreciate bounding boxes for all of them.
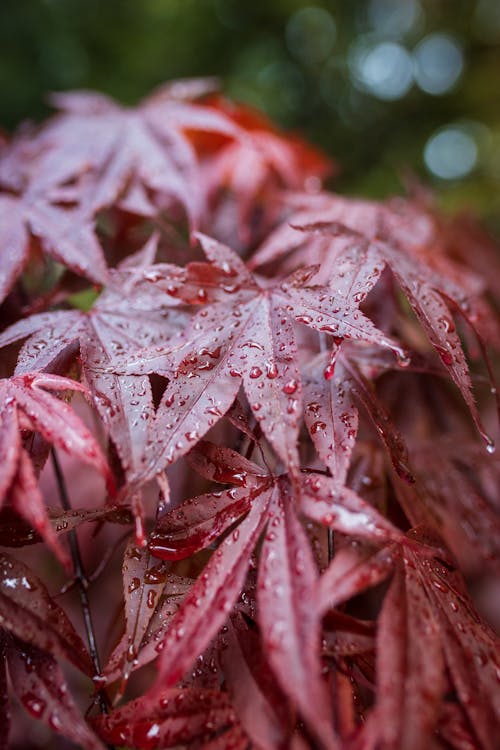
[29,81,241,228]
[145,440,403,747]
[0,372,114,566]
[109,233,406,485]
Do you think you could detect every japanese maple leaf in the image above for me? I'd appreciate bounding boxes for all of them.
[195,96,334,243]
[315,528,500,750]
[0,236,186,484]
[30,80,241,228]
[0,185,108,304]
[303,346,414,485]
[6,638,105,750]
[146,440,403,748]
[395,436,500,573]
[0,552,93,674]
[0,372,113,566]
[251,193,497,447]
[102,568,191,687]
[221,614,293,750]
[0,505,132,552]
[362,534,500,750]
[93,687,243,750]
[101,538,191,691]
[115,233,405,483]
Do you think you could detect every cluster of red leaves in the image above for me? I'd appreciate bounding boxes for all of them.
[0,79,499,750]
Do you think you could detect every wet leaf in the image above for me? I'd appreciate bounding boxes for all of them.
[0,553,92,674]
[8,639,105,750]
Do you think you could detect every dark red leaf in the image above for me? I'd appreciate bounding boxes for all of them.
[365,565,445,750]
[7,639,105,750]
[0,552,92,674]
[0,634,9,749]
[152,491,270,690]
[221,616,292,750]
[0,504,132,548]
[93,687,238,749]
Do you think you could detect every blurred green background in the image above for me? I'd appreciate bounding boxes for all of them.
[1,0,499,228]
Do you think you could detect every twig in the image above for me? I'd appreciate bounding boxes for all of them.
[51,450,113,727]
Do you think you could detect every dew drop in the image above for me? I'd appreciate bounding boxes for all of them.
[147,590,157,609]
[282,378,298,394]
[438,315,455,333]
[266,362,278,379]
[48,713,63,731]
[437,346,453,366]
[432,577,448,593]
[144,565,167,584]
[324,363,336,380]
[486,439,496,455]
[128,577,140,593]
[22,693,46,718]
[249,367,263,379]
[397,351,411,368]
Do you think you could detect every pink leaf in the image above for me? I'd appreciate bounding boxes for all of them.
[152,491,270,690]
[103,574,190,685]
[109,539,170,685]
[257,487,338,750]
[301,473,404,543]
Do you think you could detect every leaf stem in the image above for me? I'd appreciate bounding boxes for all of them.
[51,450,110,719]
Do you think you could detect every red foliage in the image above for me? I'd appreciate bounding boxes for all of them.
[0,79,499,750]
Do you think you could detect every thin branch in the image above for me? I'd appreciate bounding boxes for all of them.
[51,449,111,722]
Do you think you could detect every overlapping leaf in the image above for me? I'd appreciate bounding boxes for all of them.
[0,552,92,674]
[103,538,170,687]
[257,485,338,750]
[103,571,191,686]
[0,372,113,564]
[196,95,333,243]
[395,437,500,573]
[251,192,498,446]
[0,187,108,304]
[362,535,500,750]
[0,504,132,548]
[115,233,406,482]
[7,638,105,750]
[30,81,241,227]
[0,237,186,483]
[93,686,241,749]
[303,346,414,485]
[147,441,403,744]
[221,615,292,750]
